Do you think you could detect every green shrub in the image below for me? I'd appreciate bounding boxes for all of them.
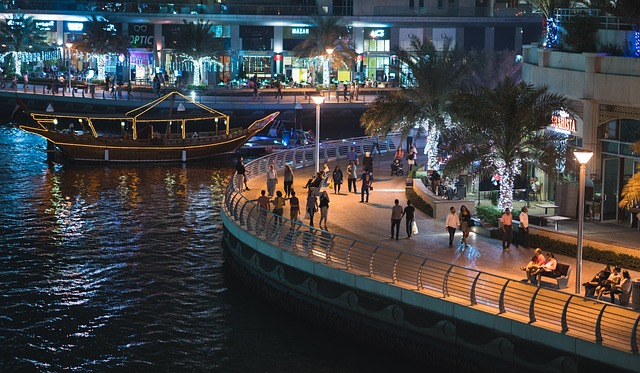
[187,84,206,91]
[476,205,502,225]
[488,191,498,206]
[406,188,433,217]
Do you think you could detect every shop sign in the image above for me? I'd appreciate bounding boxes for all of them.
[35,20,56,32]
[129,23,154,48]
[550,114,577,132]
[129,52,153,65]
[365,28,389,40]
[65,22,85,33]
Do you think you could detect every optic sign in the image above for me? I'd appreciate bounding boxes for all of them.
[550,113,577,133]
[365,28,390,40]
[129,23,154,48]
[65,22,84,33]
[35,20,56,31]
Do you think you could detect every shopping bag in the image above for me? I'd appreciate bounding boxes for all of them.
[304,211,310,220]
[297,214,304,223]
[328,181,333,189]
[411,220,419,235]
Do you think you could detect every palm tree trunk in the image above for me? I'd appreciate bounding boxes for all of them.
[497,161,518,210]
[323,57,330,88]
[13,51,22,76]
[97,55,107,80]
[425,125,439,170]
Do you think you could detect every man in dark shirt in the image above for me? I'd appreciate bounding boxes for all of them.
[402,200,416,239]
[235,157,250,191]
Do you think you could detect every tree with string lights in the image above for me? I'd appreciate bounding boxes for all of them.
[0,13,49,76]
[445,78,571,209]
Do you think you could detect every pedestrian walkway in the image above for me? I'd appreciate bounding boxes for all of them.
[241,152,640,295]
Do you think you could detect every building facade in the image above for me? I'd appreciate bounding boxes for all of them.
[1,0,542,86]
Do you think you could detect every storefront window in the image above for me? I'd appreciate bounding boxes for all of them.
[364,39,390,52]
[620,119,640,143]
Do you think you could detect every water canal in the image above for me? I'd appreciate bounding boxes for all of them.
[0,125,473,372]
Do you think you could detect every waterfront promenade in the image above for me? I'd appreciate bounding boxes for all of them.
[240,150,640,295]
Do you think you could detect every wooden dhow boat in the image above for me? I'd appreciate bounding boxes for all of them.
[18,91,279,162]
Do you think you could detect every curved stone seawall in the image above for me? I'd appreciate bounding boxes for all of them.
[221,136,640,373]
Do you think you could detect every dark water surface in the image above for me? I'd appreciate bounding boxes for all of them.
[0,126,431,372]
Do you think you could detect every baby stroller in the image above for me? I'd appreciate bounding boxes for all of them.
[391,158,403,176]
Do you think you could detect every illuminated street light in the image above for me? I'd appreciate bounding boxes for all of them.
[574,150,593,294]
[311,96,325,173]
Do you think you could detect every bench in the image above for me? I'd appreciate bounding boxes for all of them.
[537,263,571,289]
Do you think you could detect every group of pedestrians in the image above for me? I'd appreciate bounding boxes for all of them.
[390,199,416,240]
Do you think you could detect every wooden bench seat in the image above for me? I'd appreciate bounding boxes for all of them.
[537,263,571,289]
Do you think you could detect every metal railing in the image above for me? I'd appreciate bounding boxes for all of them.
[222,136,640,355]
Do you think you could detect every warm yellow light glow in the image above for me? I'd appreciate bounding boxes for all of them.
[311,96,325,105]
[574,151,593,164]
[326,48,334,55]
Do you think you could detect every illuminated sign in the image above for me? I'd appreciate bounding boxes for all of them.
[364,28,390,40]
[550,115,577,132]
[369,29,385,38]
[35,20,56,31]
[65,22,84,32]
[129,23,154,47]
[291,27,309,35]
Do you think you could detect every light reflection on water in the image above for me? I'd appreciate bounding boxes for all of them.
[0,125,454,372]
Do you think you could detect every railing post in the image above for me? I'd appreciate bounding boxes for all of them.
[443,265,454,297]
[595,305,607,343]
[529,287,543,323]
[560,295,574,333]
[392,252,402,284]
[498,280,510,314]
[631,315,640,353]
[470,272,482,305]
[368,247,379,276]
[417,258,428,290]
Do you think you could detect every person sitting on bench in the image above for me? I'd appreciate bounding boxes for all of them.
[520,248,545,283]
[608,270,632,304]
[529,252,558,277]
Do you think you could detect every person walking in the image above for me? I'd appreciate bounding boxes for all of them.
[360,171,372,203]
[266,164,278,197]
[332,165,343,194]
[23,72,28,90]
[501,208,513,252]
[152,75,161,97]
[403,200,416,239]
[518,206,529,248]
[347,161,357,193]
[347,147,358,165]
[306,189,318,227]
[445,206,460,247]
[283,164,294,198]
[274,80,283,99]
[390,199,403,240]
[256,190,270,233]
[235,156,250,191]
[289,190,300,227]
[318,190,330,230]
[362,151,373,173]
[459,205,472,247]
[270,190,285,227]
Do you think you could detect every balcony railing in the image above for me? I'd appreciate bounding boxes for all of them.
[222,135,640,356]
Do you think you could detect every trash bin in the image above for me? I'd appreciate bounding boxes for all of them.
[632,279,640,310]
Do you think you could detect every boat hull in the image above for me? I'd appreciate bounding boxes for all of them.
[21,127,259,162]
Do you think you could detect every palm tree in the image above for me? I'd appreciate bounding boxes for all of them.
[525,0,575,47]
[445,78,571,209]
[360,37,468,170]
[293,16,356,87]
[72,15,129,80]
[619,142,640,209]
[174,19,225,86]
[0,13,49,76]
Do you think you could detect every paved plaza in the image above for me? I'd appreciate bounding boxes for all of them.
[242,152,640,295]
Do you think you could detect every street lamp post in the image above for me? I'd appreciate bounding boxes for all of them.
[311,96,325,173]
[325,48,334,102]
[574,150,593,294]
[65,42,73,93]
